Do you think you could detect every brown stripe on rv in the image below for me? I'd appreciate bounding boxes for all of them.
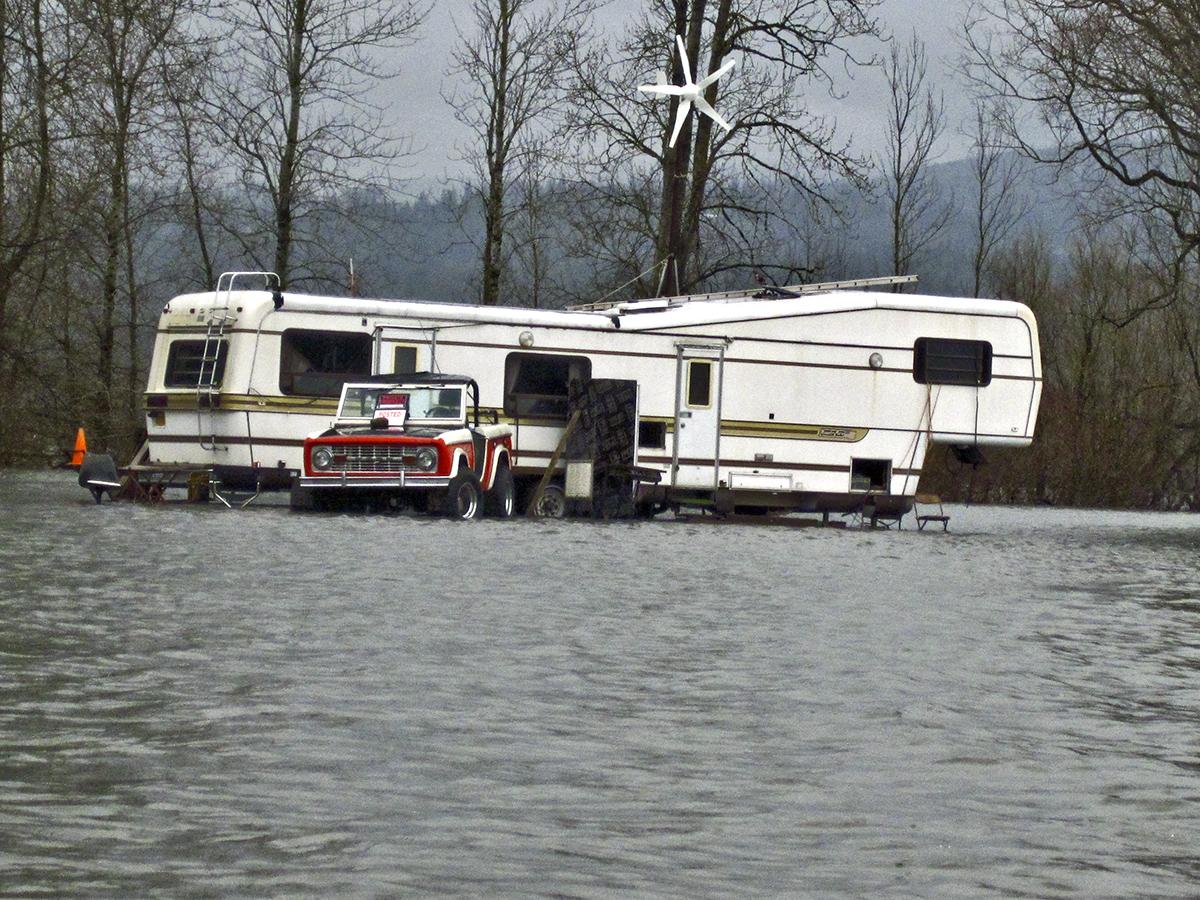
[515,448,919,478]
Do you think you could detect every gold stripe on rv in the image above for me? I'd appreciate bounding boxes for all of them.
[147,395,867,443]
[719,420,867,442]
[146,393,340,414]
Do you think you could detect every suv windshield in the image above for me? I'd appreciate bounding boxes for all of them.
[339,386,393,419]
[404,387,464,420]
[336,384,466,423]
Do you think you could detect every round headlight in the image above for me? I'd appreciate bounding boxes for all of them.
[415,447,438,471]
[312,447,334,470]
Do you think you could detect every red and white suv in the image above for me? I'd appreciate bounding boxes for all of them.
[294,375,514,518]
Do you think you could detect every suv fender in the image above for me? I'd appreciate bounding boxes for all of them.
[448,448,472,479]
[482,445,511,490]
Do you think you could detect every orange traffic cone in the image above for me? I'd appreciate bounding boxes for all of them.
[70,428,87,468]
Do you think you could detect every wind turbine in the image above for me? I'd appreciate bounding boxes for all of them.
[638,35,736,148]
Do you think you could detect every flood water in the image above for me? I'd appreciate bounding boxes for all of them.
[1,470,1199,897]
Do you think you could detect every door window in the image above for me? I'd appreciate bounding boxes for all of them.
[686,359,712,407]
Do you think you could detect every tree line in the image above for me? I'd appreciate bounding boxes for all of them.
[1,0,1199,509]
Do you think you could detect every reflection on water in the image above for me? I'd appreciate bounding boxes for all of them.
[2,471,1199,896]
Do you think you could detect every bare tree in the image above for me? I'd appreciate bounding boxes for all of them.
[959,222,1199,507]
[0,0,53,462]
[71,0,201,428]
[789,192,853,284]
[213,0,428,288]
[566,0,880,298]
[966,100,1028,297]
[160,35,222,291]
[0,0,54,345]
[507,148,570,308]
[448,0,595,306]
[964,1,1200,266]
[880,34,950,290]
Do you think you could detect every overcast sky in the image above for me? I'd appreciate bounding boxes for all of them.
[383,0,978,187]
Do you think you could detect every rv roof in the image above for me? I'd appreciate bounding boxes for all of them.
[165,286,1033,333]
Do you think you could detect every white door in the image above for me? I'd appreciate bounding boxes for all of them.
[672,345,724,489]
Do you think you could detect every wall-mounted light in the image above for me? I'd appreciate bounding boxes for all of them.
[519,331,534,348]
[869,352,883,369]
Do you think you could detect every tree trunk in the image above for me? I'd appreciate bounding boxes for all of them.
[274,0,308,288]
[481,0,512,306]
[98,140,124,433]
[0,0,7,339]
[124,160,140,423]
[0,0,51,334]
[680,0,731,288]
[176,94,215,288]
[653,0,699,297]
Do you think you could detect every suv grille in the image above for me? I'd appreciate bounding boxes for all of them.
[326,443,420,473]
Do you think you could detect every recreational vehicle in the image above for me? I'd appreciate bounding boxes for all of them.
[137,273,1042,518]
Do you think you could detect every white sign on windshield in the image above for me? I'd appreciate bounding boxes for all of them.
[374,392,409,428]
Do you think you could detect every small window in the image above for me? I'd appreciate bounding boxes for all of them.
[165,340,227,387]
[851,458,891,492]
[686,360,712,407]
[280,329,372,397]
[913,338,992,386]
[393,345,418,375]
[638,420,667,449]
[503,352,591,417]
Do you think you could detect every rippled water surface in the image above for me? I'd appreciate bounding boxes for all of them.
[2,470,1199,897]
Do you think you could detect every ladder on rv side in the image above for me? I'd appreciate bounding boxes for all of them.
[198,271,278,451]
[197,303,232,451]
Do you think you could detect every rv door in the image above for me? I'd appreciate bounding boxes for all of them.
[672,345,724,491]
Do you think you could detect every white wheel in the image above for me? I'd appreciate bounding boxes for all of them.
[443,471,482,519]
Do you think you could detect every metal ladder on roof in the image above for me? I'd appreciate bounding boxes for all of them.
[197,271,279,451]
[202,272,282,509]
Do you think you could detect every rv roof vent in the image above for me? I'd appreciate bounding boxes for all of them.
[616,299,671,314]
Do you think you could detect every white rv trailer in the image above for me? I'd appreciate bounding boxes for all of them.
[140,274,1041,516]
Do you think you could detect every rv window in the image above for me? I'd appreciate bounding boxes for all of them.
[165,340,227,387]
[503,353,591,417]
[913,338,992,386]
[686,360,712,407]
[393,346,418,375]
[850,458,891,492]
[280,329,372,397]
[638,420,667,450]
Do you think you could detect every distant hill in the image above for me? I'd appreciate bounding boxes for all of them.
[147,152,1085,306]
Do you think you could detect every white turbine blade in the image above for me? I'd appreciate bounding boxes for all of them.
[638,83,687,96]
[675,35,693,86]
[669,98,692,147]
[697,57,736,91]
[693,95,731,132]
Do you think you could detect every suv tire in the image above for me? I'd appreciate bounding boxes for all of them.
[443,470,482,519]
[485,461,515,518]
